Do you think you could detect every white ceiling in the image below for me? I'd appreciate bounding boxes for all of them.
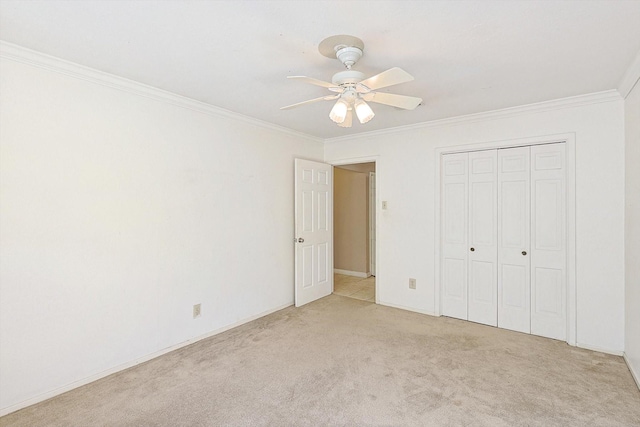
[1,0,639,139]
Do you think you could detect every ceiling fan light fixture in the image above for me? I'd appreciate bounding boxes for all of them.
[337,109,353,128]
[329,99,349,123]
[354,98,375,124]
[284,35,420,129]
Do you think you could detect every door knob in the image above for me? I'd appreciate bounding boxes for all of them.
[470,247,475,252]
[298,238,304,243]
[522,251,527,256]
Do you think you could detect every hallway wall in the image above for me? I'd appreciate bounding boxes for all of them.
[334,167,369,275]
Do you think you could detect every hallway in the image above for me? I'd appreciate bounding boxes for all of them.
[333,273,375,302]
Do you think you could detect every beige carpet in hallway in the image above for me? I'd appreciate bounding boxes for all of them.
[2,295,639,426]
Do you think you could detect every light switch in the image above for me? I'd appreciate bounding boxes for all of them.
[382,201,388,210]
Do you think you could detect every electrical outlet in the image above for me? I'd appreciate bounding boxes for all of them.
[409,278,416,289]
[193,303,201,318]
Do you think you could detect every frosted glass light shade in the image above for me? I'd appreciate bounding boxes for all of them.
[337,109,353,128]
[329,99,349,123]
[354,98,375,124]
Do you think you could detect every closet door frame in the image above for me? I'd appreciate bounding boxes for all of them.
[434,133,576,346]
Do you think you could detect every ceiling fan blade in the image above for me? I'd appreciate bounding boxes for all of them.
[365,92,422,110]
[287,76,337,89]
[359,67,414,91]
[280,94,340,110]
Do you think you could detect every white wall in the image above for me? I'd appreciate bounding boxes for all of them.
[325,95,626,354]
[625,78,640,384]
[0,55,323,413]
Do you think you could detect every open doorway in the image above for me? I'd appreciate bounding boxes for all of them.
[332,162,376,302]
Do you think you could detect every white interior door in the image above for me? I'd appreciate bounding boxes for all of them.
[498,147,531,333]
[294,159,333,307]
[530,143,566,340]
[441,153,469,320]
[467,150,498,326]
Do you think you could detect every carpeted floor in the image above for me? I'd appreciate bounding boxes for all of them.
[2,294,639,426]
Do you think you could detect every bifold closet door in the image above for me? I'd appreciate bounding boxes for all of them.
[442,143,566,339]
[498,147,531,333]
[441,150,498,326]
[441,153,469,320]
[530,143,566,340]
[467,150,498,326]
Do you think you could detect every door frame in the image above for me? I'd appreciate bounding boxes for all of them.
[369,171,376,276]
[330,156,379,304]
[434,133,576,346]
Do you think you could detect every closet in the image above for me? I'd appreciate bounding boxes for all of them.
[441,143,566,340]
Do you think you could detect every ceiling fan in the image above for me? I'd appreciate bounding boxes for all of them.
[281,35,422,128]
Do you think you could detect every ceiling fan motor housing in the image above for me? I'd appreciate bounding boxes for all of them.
[332,70,365,86]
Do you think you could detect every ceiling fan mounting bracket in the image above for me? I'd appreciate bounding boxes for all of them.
[318,35,365,69]
[334,46,362,69]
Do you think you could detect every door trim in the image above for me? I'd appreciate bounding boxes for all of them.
[330,156,379,304]
[434,133,576,346]
[369,171,376,276]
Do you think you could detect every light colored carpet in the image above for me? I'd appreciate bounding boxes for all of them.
[2,294,639,426]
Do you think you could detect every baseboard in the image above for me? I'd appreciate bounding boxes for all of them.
[0,302,293,417]
[576,342,624,356]
[623,353,640,391]
[378,300,437,317]
[334,269,368,278]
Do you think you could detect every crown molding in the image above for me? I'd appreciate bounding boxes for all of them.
[324,90,622,144]
[618,48,640,99]
[0,41,323,144]
[1,41,627,145]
